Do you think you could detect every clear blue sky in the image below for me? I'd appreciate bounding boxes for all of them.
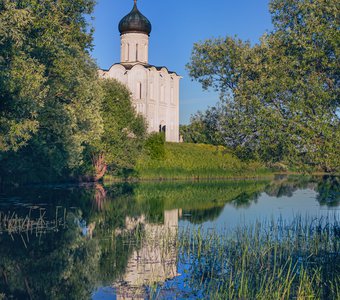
[90,0,272,124]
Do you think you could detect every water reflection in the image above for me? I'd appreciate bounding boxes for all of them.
[114,209,178,299]
[0,176,338,299]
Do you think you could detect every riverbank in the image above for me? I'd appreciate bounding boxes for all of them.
[125,142,272,181]
[139,142,271,179]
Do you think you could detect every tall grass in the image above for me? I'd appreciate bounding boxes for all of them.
[178,216,339,299]
[106,215,339,299]
[135,143,273,180]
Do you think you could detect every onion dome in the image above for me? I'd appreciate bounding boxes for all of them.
[118,0,152,36]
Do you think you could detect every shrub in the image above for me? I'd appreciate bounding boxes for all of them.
[144,133,165,160]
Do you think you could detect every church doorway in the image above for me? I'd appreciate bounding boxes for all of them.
[159,121,166,134]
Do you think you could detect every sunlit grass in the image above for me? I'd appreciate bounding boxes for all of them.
[135,142,273,180]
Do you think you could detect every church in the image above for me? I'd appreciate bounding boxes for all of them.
[99,0,181,142]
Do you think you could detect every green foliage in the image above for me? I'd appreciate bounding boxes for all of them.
[143,132,165,160]
[137,142,271,179]
[88,79,147,178]
[0,2,47,151]
[0,0,105,183]
[186,0,340,172]
[180,106,223,145]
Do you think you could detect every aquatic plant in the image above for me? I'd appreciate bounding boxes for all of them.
[177,216,339,299]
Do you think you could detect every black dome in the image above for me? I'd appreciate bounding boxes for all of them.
[118,2,152,36]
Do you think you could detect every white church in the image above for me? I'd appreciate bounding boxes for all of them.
[99,0,181,142]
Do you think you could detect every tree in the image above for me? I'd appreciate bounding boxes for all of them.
[89,79,147,181]
[0,0,103,182]
[0,2,47,151]
[186,0,340,171]
[180,106,224,145]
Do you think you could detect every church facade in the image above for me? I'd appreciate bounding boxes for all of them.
[99,1,181,142]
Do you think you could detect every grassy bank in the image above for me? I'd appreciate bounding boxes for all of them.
[135,142,273,180]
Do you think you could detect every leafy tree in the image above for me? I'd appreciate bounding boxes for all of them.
[0,0,103,182]
[180,103,227,145]
[186,0,340,171]
[88,79,147,180]
[0,2,47,151]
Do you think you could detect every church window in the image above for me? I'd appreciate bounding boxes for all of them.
[170,87,174,104]
[161,85,165,102]
[136,82,142,99]
[136,44,138,61]
[125,44,130,62]
[150,82,154,99]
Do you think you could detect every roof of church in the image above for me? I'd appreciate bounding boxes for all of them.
[102,63,180,76]
[118,1,152,36]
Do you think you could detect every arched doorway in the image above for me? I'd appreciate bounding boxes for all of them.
[159,121,166,135]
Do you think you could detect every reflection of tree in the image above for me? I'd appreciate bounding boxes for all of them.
[93,183,107,211]
[0,211,100,300]
[264,176,340,208]
[231,192,260,208]
[182,206,224,224]
[316,176,340,207]
[1,176,338,298]
[264,176,316,197]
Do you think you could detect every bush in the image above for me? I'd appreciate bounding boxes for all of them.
[144,133,165,160]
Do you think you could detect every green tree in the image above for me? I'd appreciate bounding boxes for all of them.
[89,79,147,180]
[0,2,47,151]
[186,0,340,171]
[0,0,103,182]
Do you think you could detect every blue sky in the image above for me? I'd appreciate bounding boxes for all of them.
[90,0,272,124]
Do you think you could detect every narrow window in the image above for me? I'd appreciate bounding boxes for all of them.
[136,82,142,99]
[136,44,138,61]
[126,44,130,61]
[150,82,154,99]
[161,85,165,102]
[140,82,142,99]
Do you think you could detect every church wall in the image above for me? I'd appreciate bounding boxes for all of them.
[120,33,149,64]
[101,63,180,143]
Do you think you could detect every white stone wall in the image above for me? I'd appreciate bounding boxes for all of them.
[120,33,149,64]
[102,64,180,142]
[100,29,180,143]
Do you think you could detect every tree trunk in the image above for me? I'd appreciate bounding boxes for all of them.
[92,153,107,181]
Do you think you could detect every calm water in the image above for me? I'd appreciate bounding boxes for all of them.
[0,176,338,299]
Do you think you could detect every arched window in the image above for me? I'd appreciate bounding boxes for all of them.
[136,44,138,61]
[170,87,174,104]
[136,81,142,99]
[125,44,129,62]
[150,82,154,99]
[161,84,165,102]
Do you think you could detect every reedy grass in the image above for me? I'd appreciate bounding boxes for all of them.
[110,215,339,299]
[0,207,67,236]
[177,216,339,299]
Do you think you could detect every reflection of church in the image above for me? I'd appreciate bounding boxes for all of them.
[99,0,181,142]
[114,209,179,299]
